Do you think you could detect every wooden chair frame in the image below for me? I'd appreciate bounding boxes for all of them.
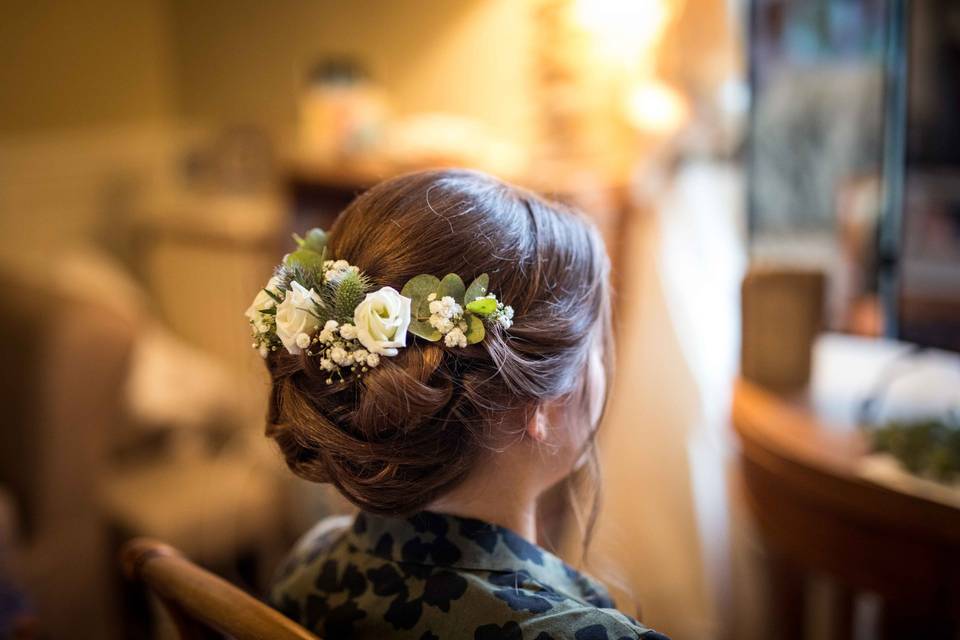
[121,538,319,640]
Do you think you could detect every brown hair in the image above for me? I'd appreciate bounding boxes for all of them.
[265,169,612,515]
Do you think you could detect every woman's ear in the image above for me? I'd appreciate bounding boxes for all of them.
[526,408,548,442]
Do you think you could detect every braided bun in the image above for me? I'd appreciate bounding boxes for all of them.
[265,169,611,514]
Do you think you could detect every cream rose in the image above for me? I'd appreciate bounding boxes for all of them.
[353,286,412,356]
[275,281,322,355]
[245,275,282,334]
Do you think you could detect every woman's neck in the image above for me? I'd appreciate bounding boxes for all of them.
[427,446,542,541]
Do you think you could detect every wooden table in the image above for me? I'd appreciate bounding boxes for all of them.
[732,378,960,639]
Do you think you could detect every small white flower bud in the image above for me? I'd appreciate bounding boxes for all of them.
[444,327,467,348]
[330,346,348,365]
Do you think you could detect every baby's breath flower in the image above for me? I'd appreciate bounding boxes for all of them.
[429,315,454,334]
[496,304,514,329]
[366,352,380,367]
[330,346,357,367]
[339,323,357,340]
[428,296,462,318]
[324,259,359,282]
[444,327,467,348]
[295,333,312,349]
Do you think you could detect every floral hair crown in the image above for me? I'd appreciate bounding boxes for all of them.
[245,228,514,383]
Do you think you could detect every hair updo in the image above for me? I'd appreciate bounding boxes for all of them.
[265,169,612,514]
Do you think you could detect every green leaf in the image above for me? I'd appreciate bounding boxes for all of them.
[438,273,466,302]
[284,248,325,272]
[464,273,489,305]
[463,313,485,344]
[408,318,441,341]
[263,288,283,305]
[466,297,497,316]
[401,274,441,299]
[401,274,441,321]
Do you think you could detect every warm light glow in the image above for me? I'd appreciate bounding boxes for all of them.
[572,0,670,62]
[625,81,689,134]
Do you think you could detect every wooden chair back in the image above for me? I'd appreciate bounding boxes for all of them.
[121,538,319,640]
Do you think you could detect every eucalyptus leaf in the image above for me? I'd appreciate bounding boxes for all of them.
[408,318,441,341]
[466,297,497,316]
[463,313,486,344]
[401,274,440,299]
[464,273,489,305]
[438,273,466,302]
[401,274,441,320]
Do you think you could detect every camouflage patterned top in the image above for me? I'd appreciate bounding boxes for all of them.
[270,511,669,640]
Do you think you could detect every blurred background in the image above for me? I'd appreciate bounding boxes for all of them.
[1,0,959,638]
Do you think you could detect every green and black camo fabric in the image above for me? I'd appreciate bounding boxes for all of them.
[270,511,669,640]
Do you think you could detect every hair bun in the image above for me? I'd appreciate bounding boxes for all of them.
[352,344,452,437]
[269,342,482,513]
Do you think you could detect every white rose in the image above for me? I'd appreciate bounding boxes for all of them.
[275,281,322,355]
[353,286,412,356]
[245,275,283,333]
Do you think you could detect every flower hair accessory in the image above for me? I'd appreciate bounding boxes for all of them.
[245,228,513,383]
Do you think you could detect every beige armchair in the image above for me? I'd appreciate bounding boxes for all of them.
[0,269,136,638]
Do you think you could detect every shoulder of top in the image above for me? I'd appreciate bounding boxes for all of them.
[516,605,670,640]
[289,513,353,559]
